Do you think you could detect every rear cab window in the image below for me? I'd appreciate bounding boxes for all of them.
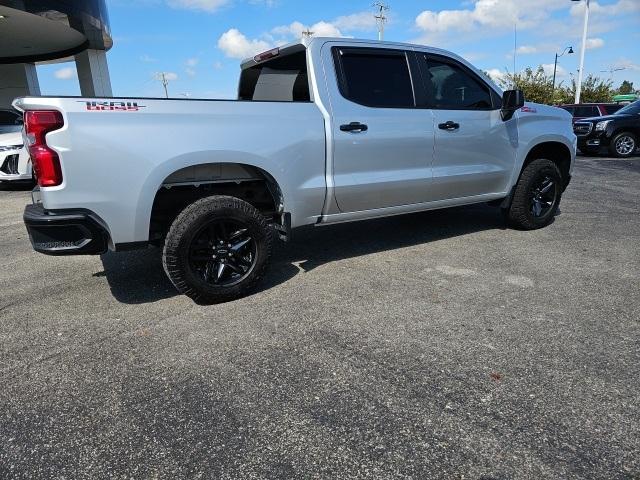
[238,50,310,102]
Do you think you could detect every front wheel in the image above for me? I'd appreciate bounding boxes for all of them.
[162,195,272,304]
[506,159,563,230]
[609,132,637,158]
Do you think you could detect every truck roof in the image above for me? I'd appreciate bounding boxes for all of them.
[240,37,459,70]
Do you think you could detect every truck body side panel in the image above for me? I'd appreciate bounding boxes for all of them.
[14,97,326,243]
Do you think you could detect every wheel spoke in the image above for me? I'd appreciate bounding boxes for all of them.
[532,199,542,217]
[216,263,227,282]
[188,218,257,287]
[225,260,245,274]
[204,261,216,281]
[229,228,248,241]
[231,237,251,252]
[540,180,554,194]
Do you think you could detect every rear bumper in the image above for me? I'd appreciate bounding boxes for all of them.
[23,204,109,256]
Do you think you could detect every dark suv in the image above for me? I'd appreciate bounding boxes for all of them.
[573,100,640,157]
[560,103,623,122]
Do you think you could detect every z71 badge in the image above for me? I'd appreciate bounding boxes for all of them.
[78,100,146,111]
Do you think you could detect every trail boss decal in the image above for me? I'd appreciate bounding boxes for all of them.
[520,106,537,113]
[78,101,146,111]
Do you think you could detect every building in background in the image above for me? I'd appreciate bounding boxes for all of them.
[0,0,113,109]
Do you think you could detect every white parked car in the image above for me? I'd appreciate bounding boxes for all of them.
[0,109,32,183]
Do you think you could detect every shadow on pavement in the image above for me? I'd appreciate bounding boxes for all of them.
[100,202,505,305]
[0,181,34,191]
[99,248,177,304]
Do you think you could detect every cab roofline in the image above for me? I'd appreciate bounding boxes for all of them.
[239,37,474,72]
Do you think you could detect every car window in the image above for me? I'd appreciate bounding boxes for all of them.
[604,104,623,115]
[0,110,23,134]
[421,56,493,110]
[574,106,599,117]
[238,50,310,102]
[560,106,575,115]
[333,48,415,108]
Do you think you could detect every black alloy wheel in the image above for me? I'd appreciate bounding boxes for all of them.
[163,195,272,304]
[188,219,257,287]
[530,175,558,218]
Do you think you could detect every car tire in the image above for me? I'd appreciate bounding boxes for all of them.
[609,132,637,158]
[506,159,563,230]
[162,195,272,304]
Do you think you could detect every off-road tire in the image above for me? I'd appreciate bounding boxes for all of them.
[506,158,563,230]
[162,195,272,304]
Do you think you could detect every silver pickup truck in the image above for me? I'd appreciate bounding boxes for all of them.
[14,37,576,303]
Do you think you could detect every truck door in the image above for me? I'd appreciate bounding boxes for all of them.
[416,53,516,200]
[325,45,434,213]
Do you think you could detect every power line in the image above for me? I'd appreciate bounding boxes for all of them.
[373,2,389,41]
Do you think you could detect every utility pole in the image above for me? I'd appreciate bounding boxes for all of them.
[573,0,590,104]
[301,28,314,39]
[373,2,389,41]
[156,72,170,98]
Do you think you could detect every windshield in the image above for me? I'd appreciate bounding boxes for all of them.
[616,100,640,115]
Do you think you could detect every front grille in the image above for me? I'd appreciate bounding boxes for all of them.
[573,122,593,136]
[1,154,19,174]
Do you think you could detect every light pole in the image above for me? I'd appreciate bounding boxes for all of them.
[552,46,573,103]
[572,0,590,104]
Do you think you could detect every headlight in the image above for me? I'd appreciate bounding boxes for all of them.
[594,120,611,132]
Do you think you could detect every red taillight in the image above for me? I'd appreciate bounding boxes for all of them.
[24,110,64,187]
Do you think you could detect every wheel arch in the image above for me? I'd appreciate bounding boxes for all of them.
[522,140,573,188]
[134,154,288,244]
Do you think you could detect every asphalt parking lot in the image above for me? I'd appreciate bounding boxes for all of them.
[0,155,638,479]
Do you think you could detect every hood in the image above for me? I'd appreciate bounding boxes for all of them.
[0,131,23,148]
[580,113,632,123]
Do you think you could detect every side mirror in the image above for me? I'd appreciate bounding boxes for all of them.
[501,89,525,121]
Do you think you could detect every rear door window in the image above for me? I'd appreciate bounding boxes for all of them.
[333,47,415,108]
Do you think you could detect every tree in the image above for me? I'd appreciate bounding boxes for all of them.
[559,75,615,103]
[496,66,555,104]
[617,80,634,95]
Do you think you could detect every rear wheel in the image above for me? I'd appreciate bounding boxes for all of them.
[162,195,272,304]
[506,159,563,230]
[609,132,637,158]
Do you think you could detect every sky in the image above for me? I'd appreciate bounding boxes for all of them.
[37,0,640,99]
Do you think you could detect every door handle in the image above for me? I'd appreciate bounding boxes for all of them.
[438,121,460,131]
[340,122,368,133]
